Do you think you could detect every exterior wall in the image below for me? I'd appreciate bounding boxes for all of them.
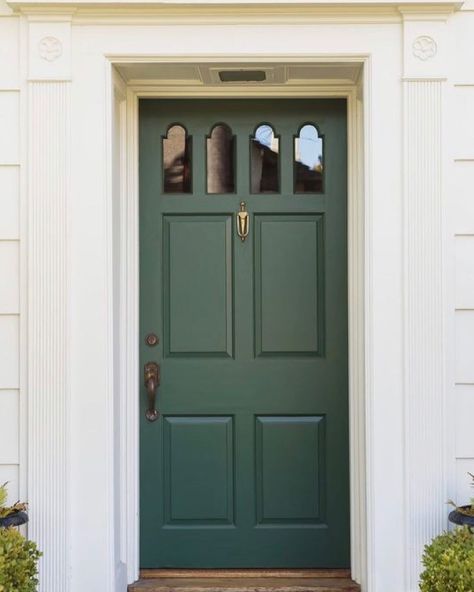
[449,2,474,507]
[0,0,21,508]
[0,1,474,591]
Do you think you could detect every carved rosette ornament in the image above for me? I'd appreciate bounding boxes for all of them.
[38,36,63,62]
[412,36,437,61]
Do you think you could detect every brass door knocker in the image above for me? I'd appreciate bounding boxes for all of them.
[237,202,249,242]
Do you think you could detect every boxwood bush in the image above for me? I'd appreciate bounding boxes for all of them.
[0,527,41,592]
[419,526,474,592]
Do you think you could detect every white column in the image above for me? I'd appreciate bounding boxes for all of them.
[26,15,72,592]
[401,10,449,591]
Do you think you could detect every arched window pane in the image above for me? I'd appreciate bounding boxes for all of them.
[294,124,323,193]
[163,125,192,193]
[250,124,279,194]
[207,124,235,194]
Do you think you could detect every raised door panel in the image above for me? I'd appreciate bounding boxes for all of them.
[255,416,325,525]
[255,215,324,356]
[163,416,234,525]
[164,215,233,357]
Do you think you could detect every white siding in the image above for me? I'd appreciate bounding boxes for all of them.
[0,316,19,391]
[455,236,474,308]
[455,312,474,383]
[0,241,19,312]
[455,386,474,458]
[0,17,18,87]
[0,465,19,505]
[0,167,19,238]
[0,92,19,163]
[0,14,21,508]
[452,162,474,236]
[455,458,474,504]
[0,390,19,464]
[452,9,474,83]
[450,16,474,508]
[453,88,474,158]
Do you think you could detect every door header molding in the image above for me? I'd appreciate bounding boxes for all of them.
[10,2,462,23]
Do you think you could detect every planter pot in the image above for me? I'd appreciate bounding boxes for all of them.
[0,511,29,528]
[448,506,474,529]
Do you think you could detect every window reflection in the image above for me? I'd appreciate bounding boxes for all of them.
[251,124,279,193]
[294,124,323,193]
[207,124,235,194]
[163,125,192,194]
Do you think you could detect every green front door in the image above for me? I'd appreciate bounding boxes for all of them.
[139,99,349,568]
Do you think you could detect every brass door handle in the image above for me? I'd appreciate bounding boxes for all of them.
[237,201,249,242]
[144,362,160,422]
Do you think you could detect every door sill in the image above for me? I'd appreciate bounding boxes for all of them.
[129,569,359,592]
[140,570,352,579]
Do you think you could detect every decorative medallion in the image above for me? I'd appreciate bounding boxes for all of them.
[412,36,437,61]
[38,37,63,62]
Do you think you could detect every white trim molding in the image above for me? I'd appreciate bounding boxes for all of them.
[27,13,73,592]
[7,0,464,9]
[402,11,448,592]
[116,62,368,588]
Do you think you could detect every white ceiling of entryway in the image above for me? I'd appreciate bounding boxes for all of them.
[115,61,362,86]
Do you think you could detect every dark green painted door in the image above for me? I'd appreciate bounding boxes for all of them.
[139,99,349,568]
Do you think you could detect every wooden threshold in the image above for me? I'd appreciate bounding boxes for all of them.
[129,569,360,592]
[140,570,352,579]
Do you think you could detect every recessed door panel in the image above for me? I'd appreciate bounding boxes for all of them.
[163,416,234,525]
[163,215,233,357]
[255,215,324,356]
[256,416,325,525]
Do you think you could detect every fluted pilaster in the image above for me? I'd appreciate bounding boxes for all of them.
[403,78,446,590]
[28,79,70,592]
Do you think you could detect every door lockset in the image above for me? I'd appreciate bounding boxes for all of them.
[144,361,160,422]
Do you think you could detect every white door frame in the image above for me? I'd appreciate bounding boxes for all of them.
[111,55,369,587]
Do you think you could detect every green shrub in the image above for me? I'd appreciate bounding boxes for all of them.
[419,527,474,592]
[0,483,28,519]
[0,484,7,510]
[0,527,41,592]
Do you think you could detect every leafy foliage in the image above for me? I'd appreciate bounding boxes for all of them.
[0,483,28,519]
[0,485,7,511]
[0,527,41,592]
[419,527,474,592]
[448,473,474,517]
